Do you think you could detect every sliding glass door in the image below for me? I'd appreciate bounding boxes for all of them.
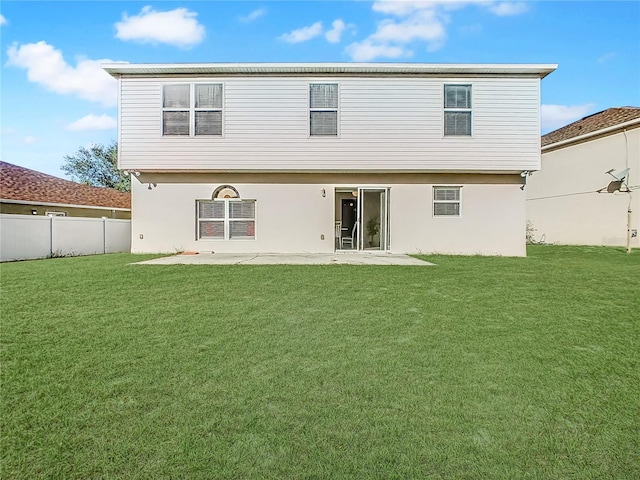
[357,188,389,251]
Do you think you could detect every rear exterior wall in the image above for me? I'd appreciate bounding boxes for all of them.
[118,75,541,173]
[131,173,526,256]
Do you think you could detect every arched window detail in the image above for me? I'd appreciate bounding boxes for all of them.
[212,185,239,199]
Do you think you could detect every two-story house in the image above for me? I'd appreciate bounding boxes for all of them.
[103,63,556,256]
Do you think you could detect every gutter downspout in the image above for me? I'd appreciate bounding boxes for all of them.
[623,128,632,254]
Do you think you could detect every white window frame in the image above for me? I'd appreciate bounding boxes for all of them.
[443,84,472,137]
[309,83,339,137]
[433,186,461,217]
[162,83,224,137]
[197,199,256,240]
[45,211,67,217]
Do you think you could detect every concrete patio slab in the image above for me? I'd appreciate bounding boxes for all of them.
[134,252,433,266]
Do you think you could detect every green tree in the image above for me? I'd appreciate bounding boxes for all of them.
[62,141,130,192]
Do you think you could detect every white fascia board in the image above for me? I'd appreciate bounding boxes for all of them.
[102,62,558,79]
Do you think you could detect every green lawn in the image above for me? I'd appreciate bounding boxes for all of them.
[1,246,638,479]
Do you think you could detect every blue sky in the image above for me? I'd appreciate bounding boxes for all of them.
[1,0,639,177]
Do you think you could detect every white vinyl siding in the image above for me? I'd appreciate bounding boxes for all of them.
[120,76,541,172]
[197,199,255,240]
[163,83,223,136]
[444,85,471,137]
[433,186,461,217]
[309,83,338,136]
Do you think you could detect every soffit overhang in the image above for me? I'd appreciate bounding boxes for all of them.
[103,62,557,79]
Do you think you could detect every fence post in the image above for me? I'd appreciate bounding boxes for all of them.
[103,217,107,254]
[49,215,54,257]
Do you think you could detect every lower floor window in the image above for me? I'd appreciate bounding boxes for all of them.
[197,199,256,240]
[433,186,461,217]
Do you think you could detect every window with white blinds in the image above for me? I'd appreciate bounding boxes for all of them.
[433,186,461,217]
[309,83,338,136]
[163,83,223,136]
[197,199,255,240]
[444,85,471,136]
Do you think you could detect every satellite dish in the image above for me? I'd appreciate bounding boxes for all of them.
[605,168,630,182]
[599,167,631,193]
[606,181,623,193]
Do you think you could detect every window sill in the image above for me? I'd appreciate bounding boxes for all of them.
[198,238,256,241]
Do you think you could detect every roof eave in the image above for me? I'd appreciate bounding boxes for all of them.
[102,62,558,79]
[542,117,640,151]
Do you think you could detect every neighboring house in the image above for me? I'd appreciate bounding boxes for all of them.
[0,162,131,219]
[526,107,640,247]
[103,62,556,256]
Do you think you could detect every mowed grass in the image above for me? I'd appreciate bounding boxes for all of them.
[1,246,638,479]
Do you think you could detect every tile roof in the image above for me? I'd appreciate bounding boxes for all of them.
[0,162,131,209]
[542,107,640,147]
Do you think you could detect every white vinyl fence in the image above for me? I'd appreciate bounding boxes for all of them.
[0,214,131,262]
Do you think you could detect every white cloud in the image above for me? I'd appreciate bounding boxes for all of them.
[279,21,323,43]
[348,0,529,60]
[239,8,266,23]
[345,40,412,62]
[372,9,448,47]
[346,6,448,59]
[597,52,617,64]
[23,136,36,145]
[541,104,596,132]
[1,14,7,26]
[115,6,205,47]
[488,2,529,16]
[372,1,481,17]
[372,0,434,16]
[67,114,117,131]
[6,41,118,106]
[325,19,355,43]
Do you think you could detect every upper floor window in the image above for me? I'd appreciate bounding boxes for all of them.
[309,83,338,136]
[444,85,471,136]
[163,84,223,136]
[433,186,461,217]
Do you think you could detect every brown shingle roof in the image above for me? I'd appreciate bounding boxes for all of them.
[0,162,131,209]
[542,107,640,147]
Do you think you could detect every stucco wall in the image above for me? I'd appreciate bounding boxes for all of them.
[527,127,639,247]
[131,173,526,256]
